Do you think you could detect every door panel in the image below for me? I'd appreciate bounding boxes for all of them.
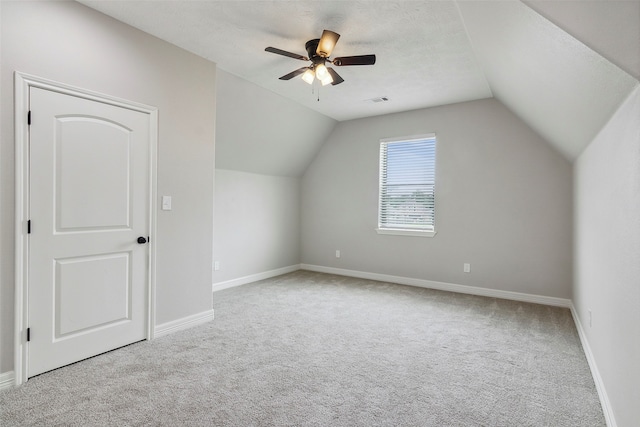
[28,87,150,377]
[56,117,132,231]
[55,252,131,337]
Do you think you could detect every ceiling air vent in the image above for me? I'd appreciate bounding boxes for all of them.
[366,96,389,103]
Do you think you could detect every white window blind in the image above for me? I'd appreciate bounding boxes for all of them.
[378,135,436,235]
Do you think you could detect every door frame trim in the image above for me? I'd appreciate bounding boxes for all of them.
[14,72,159,385]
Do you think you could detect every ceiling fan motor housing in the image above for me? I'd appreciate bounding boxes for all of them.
[305,39,322,59]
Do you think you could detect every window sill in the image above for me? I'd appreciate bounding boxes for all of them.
[376,228,437,238]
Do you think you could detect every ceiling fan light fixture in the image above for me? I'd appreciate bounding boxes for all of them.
[265,29,374,88]
[317,30,340,57]
[320,75,333,86]
[315,63,330,80]
[301,68,315,84]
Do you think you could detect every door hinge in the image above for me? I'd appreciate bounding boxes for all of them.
[27,220,31,234]
[27,111,31,126]
[27,328,31,342]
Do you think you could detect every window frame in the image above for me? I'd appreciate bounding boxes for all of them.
[377,133,437,238]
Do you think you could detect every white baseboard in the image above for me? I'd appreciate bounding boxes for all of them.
[570,304,617,427]
[0,371,15,390]
[212,264,301,293]
[154,309,215,339]
[300,264,572,308]
[1,266,613,425]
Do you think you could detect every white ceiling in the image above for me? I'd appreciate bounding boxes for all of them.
[79,0,493,121]
[215,70,337,176]
[523,0,640,82]
[458,0,638,159]
[79,0,639,160]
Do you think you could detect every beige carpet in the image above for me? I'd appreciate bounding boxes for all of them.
[0,271,604,426]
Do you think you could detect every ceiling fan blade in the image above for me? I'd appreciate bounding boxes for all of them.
[333,54,376,66]
[327,67,344,85]
[316,30,340,57]
[279,67,309,80]
[265,47,308,61]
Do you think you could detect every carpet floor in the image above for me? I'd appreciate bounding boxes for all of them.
[1,270,605,426]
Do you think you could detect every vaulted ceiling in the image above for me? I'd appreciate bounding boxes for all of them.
[80,0,639,161]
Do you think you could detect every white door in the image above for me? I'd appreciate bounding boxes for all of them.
[28,87,150,377]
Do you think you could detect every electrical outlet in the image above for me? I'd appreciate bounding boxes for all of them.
[463,263,471,273]
[214,261,220,271]
[336,250,341,258]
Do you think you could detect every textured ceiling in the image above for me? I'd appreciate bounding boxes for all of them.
[79,0,639,161]
[79,0,493,121]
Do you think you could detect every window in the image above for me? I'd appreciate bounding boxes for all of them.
[378,134,437,237]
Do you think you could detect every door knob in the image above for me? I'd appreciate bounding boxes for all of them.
[137,236,147,244]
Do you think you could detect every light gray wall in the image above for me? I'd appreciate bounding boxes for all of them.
[213,68,334,286]
[302,98,573,298]
[213,170,300,284]
[574,85,640,427]
[0,1,215,374]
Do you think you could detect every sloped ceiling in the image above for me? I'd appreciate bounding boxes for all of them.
[215,70,337,176]
[457,1,638,159]
[524,0,640,81]
[79,0,639,162]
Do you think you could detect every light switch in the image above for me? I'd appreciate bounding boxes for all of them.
[162,196,172,211]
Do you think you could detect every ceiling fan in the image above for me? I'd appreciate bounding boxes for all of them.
[265,30,376,86]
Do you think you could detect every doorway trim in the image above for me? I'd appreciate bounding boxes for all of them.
[14,72,158,385]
